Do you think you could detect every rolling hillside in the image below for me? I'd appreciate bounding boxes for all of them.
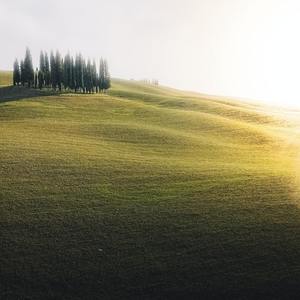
[1,71,300,299]
[0,71,12,86]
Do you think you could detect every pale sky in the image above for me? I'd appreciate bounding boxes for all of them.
[1,0,300,107]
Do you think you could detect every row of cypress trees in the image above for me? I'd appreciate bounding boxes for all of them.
[13,48,111,93]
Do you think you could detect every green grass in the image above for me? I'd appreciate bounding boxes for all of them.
[1,73,300,299]
[0,71,12,86]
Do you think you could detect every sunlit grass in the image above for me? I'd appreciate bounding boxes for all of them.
[1,73,300,298]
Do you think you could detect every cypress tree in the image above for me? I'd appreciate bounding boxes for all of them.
[103,59,111,91]
[39,51,45,88]
[63,53,72,90]
[86,59,93,93]
[75,54,84,92]
[74,54,79,92]
[34,68,38,89]
[92,60,97,93]
[44,52,50,87]
[39,51,45,72]
[80,55,85,92]
[38,69,44,89]
[70,57,75,91]
[50,51,56,89]
[13,59,21,86]
[23,47,34,87]
[20,60,25,86]
[99,58,105,92]
[82,59,88,93]
[55,51,63,91]
[63,54,67,89]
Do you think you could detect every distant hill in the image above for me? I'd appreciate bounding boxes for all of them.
[0,70,12,86]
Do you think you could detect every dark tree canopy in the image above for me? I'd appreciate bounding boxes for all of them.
[44,52,51,86]
[13,59,21,86]
[23,48,34,87]
[13,48,111,93]
[50,51,56,89]
[20,60,25,86]
[103,59,111,90]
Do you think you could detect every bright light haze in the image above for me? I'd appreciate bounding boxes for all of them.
[1,0,300,107]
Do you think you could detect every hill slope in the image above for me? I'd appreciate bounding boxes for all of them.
[0,70,12,86]
[1,74,300,299]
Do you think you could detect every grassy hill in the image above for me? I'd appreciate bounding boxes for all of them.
[1,72,300,299]
[0,70,13,86]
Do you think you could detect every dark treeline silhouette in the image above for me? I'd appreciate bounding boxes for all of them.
[13,48,111,93]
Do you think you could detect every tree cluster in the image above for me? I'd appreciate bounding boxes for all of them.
[140,79,159,86]
[13,48,111,93]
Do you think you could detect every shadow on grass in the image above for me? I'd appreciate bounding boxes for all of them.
[0,86,60,103]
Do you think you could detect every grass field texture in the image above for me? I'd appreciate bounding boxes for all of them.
[0,71,12,87]
[1,71,300,299]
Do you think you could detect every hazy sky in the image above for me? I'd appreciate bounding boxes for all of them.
[1,0,300,106]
